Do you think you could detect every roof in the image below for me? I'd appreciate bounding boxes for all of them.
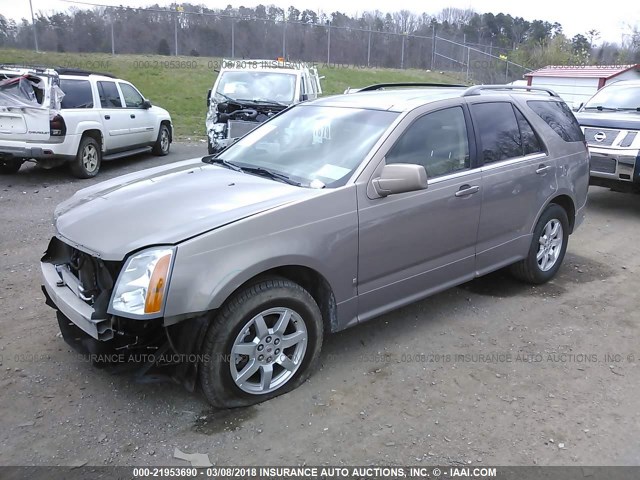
[525,64,640,80]
[308,88,467,112]
[307,85,558,112]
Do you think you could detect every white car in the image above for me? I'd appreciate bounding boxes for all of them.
[0,66,173,178]
[206,59,322,154]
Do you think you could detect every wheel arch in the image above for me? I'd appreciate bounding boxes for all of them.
[534,193,576,234]
[216,264,338,334]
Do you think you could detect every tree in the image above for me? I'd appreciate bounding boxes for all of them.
[157,38,170,55]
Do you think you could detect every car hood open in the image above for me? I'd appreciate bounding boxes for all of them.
[54,158,316,260]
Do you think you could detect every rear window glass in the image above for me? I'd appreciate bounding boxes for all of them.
[527,100,584,142]
[471,102,522,163]
[97,81,123,108]
[514,107,543,155]
[60,79,93,109]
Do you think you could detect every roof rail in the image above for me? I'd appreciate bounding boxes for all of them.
[55,67,116,78]
[0,64,116,78]
[357,82,467,92]
[0,63,55,73]
[463,85,560,97]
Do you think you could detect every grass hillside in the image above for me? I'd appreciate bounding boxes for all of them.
[0,49,465,139]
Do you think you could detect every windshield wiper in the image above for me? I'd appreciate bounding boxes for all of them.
[239,166,301,186]
[203,156,300,186]
[615,107,640,111]
[202,156,242,171]
[236,98,287,107]
[214,91,238,103]
[583,105,617,111]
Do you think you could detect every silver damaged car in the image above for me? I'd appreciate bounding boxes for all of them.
[41,84,589,407]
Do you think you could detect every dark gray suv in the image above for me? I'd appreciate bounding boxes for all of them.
[41,84,589,407]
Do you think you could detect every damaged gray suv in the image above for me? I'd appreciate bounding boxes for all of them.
[41,84,589,407]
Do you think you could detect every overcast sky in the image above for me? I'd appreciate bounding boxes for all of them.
[2,0,639,45]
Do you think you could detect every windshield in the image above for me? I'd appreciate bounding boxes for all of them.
[583,83,640,110]
[215,71,297,104]
[218,105,399,188]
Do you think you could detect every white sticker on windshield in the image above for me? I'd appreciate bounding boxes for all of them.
[312,121,331,144]
[314,164,351,181]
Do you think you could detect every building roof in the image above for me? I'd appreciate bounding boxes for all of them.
[525,64,640,79]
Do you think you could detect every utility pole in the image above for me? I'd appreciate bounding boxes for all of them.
[367,29,371,67]
[175,6,184,56]
[431,24,436,70]
[400,34,405,69]
[327,22,331,65]
[111,21,115,54]
[231,20,235,58]
[28,0,39,52]
[282,21,286,59]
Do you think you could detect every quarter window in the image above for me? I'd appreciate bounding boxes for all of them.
[386,107,470,177]
[527,100,584,143]
[59,79,93,109]
[97,81,122,108]
[119,82,145,108]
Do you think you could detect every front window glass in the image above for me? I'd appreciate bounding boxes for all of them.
[215,71,297,104]
[218,105,398,187]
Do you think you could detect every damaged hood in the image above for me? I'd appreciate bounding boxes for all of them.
[54,158,316,260]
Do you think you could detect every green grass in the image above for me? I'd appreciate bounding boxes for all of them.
[0,48,465,139]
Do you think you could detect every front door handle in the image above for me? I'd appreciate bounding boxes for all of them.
[130,114,136,119]
[104,115,110,120]
[455,185,480,197]
[536,164,551,175]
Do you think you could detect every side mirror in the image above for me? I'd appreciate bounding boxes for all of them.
[207,89,212,107]
[372,163,428,197]
[141,99,152,109]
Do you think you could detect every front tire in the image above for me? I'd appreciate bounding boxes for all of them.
[0,158,24,174]
[152,124,171,156]
[199,277,323,408]
[70,136,101,178]
[510,204,569,284]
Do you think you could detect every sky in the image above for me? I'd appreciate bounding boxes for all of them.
[1,0,639,45]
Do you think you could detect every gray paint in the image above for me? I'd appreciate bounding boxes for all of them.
[44,88,590,335]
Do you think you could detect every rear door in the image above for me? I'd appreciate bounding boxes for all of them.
[468,100,554,275]
[96,80,131,150]
[117,81,156,146]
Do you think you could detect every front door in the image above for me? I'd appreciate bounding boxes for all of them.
[357,105,482,322]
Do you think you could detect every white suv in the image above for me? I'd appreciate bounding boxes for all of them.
[0,66,172,178]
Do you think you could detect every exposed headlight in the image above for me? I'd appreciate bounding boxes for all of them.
[109,247,175,317]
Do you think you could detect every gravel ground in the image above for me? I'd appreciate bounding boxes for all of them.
[0,144,639,467]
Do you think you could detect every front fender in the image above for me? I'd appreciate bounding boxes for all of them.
[163,187,359,323]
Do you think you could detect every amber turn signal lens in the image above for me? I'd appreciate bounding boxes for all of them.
[144,254,171,314]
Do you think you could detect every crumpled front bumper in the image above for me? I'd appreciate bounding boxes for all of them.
[41,261,113,341]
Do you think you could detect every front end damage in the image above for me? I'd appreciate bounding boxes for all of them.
[41,237,208,389]
[206,98,286,154]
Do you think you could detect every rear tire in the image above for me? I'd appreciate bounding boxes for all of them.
[199,277,323,408]
[152,124,171,156]
[70,136,101,179]
[0,159,24,174]
[510,204,569,284]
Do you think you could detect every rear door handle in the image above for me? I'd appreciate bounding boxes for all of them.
[104,115,110,120]
[455,185,480,197]
[130,114,136,119]
[536,164,551,174]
